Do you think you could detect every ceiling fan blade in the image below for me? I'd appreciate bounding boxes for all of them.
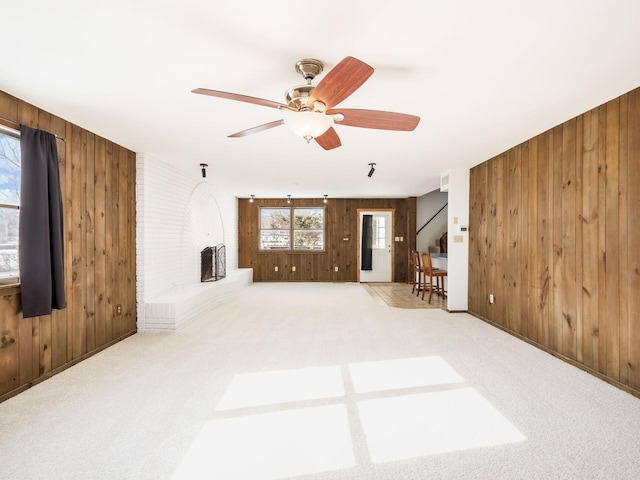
[192,88,287,109]
[228,119,284,138]
[309,57,374,109]
[327,108,420,131]
[314,127,341,150]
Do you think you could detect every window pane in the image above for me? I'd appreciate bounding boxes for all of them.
[260,208,290,229]
[294,208,323,229]
[0,208,19,279]
[0,133,21,207]
[0,132,20,281]
[373,217,386,249]
[294,230,324,250]
[260,230,290,250]
[293,208,324,251]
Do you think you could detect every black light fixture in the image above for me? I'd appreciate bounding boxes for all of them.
[287,195,291,203]
[200,163,208,178]
[323,195,328,203]
[249,195,255,203]
[367,163,376,177]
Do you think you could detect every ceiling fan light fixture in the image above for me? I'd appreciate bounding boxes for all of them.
[283,110,334,143]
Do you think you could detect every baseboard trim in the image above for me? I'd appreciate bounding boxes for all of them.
[467,311,640,400]
[0,330,137,404]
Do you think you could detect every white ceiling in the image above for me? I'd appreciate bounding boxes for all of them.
[3,1,640,199]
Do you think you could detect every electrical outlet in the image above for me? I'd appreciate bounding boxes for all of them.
[489,294,494,304]
[292,266,296,272]
[335,266,339,272]
[116,304,122,315]
[275,266,278,272]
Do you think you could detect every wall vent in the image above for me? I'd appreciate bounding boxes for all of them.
[440,173,450,192]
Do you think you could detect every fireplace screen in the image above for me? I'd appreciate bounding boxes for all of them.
[201,244,226,282]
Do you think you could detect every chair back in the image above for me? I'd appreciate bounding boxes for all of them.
[413,250,422,272]
[422,252,434,274]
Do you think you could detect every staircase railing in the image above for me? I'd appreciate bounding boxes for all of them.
[417,203,447,235]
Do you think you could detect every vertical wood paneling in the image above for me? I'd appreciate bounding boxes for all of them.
[618,94,630,385]
[71,124,86,359]
[469,85,640,398]
[238,197,415,282]
[506,148,521,333]
[574,115,585,364]
[561,118,578,361]
[527,138,539,342]
[64,122,75,364]
[582,109,600,370]
[627,88,640,391]
[85,133,96,353]
[604,99,620,379]
[468,163,487,318]
[127,151,136,332]
[550,125,563,352]
[596,106,608,375]
[518,142,529,338]
[0,90,136,402]
[113,146,122,337]
[94,137,107,348]
[484,156,504,325]
[104,141,115,343]
[0,294,20,392]
[536,130,551,347]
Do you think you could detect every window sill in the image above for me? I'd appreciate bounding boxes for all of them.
[0,280,20,296]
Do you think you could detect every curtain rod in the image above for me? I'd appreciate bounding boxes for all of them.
[0,115,66,141]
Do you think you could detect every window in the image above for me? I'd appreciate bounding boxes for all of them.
[260,207,325,251]
[372,215,386,249]
[260,208,291,250]
[0,127,20,284]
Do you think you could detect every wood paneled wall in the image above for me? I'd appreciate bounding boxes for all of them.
[469,86,640,396]
[239,197,417,282]
[0,91,136,402]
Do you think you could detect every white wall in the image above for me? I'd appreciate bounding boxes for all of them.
[136,153,238,329]
[443,168,470,311]
[416,190,448,253]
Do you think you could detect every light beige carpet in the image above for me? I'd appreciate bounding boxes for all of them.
[1,282,639,479]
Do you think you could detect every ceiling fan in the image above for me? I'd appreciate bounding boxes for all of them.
[192,56,420,150]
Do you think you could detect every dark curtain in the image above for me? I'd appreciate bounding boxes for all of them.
[361,214,373,271]
[19,125,66,318]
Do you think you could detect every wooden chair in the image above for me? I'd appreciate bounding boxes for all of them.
[421,252,447,303]
[411,250,426,296]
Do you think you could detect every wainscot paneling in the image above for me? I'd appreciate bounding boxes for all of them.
[469,86,640,397]
[0,90,136,402]
[239,197,416,283]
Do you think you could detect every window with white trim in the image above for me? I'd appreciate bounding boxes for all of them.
[260,207,325,251]
[0,127,20,283]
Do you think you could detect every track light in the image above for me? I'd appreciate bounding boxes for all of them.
[200,163,208,178]
[368,163,376,178]
[323,195,328,203]
[249,195,254,203]
[287,195,291,203]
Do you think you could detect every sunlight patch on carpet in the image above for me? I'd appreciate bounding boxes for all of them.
[349,356,464,393]
[358,387,526,463]
[171,405,355,480]
[215,365,344,410]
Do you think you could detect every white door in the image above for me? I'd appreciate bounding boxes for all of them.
[360,211,393,282]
